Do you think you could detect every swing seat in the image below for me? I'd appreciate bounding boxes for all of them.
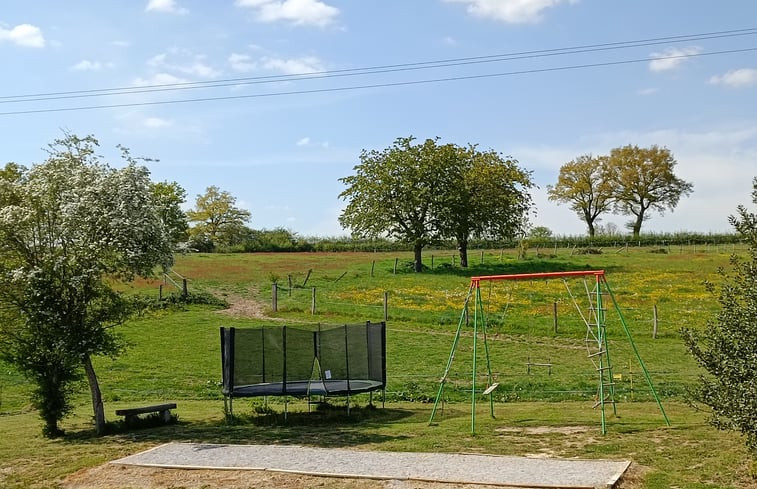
[482,383,499,395]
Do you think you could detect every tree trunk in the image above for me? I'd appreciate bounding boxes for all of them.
[413,242,423,272]
[83,355,106,435]
[632,210,644,238]
[458,239,469,268]
[587,220,596,237]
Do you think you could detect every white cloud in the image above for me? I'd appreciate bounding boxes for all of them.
[111,40,131,48]
[443,36,458,46]
[145,51,221,78]
[143,117,173,128]
[70,60,114,72]
[648,46,702,72]
[709,68,757,88]
[229,53,256,72]
[637,87,659,96]
[235,0,339,27]
[296,137,310,146]
[71,60,102,71]
[132,72,189,86]
[145,0,188,14]
[0,23,45,47]
[262,55,324,74]
[443,0,577,24]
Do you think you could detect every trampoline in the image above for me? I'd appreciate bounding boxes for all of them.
[220,321,386,416]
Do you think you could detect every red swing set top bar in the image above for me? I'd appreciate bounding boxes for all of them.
[470,270,605,287]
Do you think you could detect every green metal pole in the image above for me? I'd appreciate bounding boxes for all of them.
[429,284,474,425]
[597,276,618,417]
[603,277,671,427]
[479,287,495,418]
[472,285,480,433]
[595,276,607,435]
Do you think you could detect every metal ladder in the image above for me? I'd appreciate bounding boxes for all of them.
[586,283,617,434]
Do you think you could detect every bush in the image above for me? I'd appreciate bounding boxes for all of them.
[682,178,757,455]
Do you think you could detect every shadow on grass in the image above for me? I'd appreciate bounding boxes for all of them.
[393,258,625,278]
[62,404,414,449]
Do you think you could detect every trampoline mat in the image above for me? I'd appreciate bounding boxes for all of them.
[231,379,383,397]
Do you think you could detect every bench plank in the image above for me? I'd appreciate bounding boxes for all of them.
[115,403,177,416]
[116,403,177,424]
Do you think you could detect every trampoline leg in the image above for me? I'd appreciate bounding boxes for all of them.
[347,393,351,416]
[284,395,288,421]
[369,391,373,407]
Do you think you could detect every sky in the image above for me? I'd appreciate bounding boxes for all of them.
[1,1,756,238]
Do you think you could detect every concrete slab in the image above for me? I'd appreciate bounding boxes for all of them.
[113,443,630,488]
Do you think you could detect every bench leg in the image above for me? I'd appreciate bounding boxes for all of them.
[160,410,172,423]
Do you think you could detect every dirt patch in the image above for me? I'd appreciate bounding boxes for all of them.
[495,426,592,435]
[215,288,278,320]
[62,464,524,489]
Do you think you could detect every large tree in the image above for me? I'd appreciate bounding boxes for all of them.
[152,181,189,249]
[339,137,447,272]
[0,134,174,436]
[547,154,614,237]
[187,185,251,248]
[436,145,533,267]
[607,144,693,237]
[682,177,757,454]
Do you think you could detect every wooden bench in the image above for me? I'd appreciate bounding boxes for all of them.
[115,403,177,425]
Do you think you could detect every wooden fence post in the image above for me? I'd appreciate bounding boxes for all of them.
[371,260,375,278]
[393,258,398,275]
[553,302,558,334]
[311,287,316,315]
[383,291,388,321]
[272,283,278,312]
[302,269,312,287]
[159,284,163,300]
[480,250,484,264]
[182,278,188,297]
[431,255,434,270]
[288,275,292,296]
[653,304,658,339]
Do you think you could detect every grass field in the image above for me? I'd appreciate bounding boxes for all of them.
[1,245,755,488]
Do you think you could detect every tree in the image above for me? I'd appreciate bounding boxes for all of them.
[187,186,251,248]
[607,145,693,238]
[529,226,553,239]
[0,134,173,436]
[152,181,189,249]
[339,137,447,272]
[682,177,757,454]
[547,154,614,238]
[435,145,533,267]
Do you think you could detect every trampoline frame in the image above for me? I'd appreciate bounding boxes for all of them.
[220,321,386,419]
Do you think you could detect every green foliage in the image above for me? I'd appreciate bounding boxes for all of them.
[339,136,446,271]
[339,137,533,271]
[682,177,757,455]
[547,154,614,237]
[187,185,251,249]
[151,181,189,249]
[0,133,174,436]
[608,145,694,238]
[549,146,694,238]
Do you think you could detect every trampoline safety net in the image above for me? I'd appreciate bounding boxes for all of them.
[220,322,386,398]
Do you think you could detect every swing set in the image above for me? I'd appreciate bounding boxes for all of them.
[428,270,670,434]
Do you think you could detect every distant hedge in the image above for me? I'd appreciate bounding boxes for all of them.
[204,230,743,253]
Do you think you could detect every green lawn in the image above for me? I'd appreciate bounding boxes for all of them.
[1,245,754,488]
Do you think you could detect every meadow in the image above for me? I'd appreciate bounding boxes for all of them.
[1,244,755,488]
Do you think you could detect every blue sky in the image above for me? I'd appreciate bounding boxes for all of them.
[2,1,756,237]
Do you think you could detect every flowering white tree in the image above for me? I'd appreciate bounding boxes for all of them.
[0,134,174,436]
